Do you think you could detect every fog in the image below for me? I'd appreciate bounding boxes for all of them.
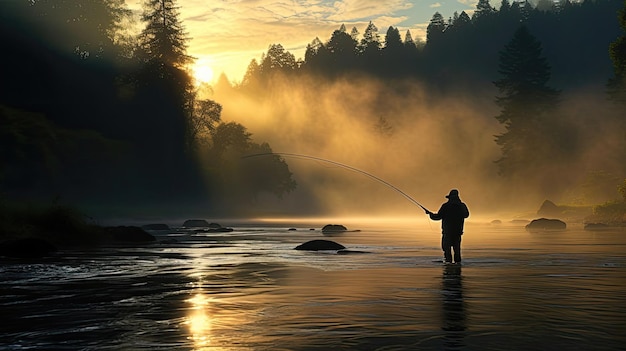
[209,75,624,219]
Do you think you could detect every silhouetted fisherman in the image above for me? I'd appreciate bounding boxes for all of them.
[425,189,470,264]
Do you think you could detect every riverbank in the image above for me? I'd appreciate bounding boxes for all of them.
[0,202,156,258]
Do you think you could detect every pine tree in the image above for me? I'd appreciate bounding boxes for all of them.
[241,59,260,88]
[403,30,419,65]
[260,44,297,73]
[359,21,381,55]
[134,0,196,157]
[404,30,415,47]
[139,0,192,68]
[381,26,404,76]
[384,26,403,51]
[473,0,495,21]
[451,11,472,31]
[357,21,381,71]
[493,25,560,176]
[304,37,323,64]
[426,12,446,44]
[500,0,512,13]
[350,27,360,41]
[327,27,358,56]
[325,26,358,74]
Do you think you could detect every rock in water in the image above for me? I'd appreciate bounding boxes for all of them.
[183,219,210,227]
[295,239,346,251]
[322,224,348,234]
[525,218,566,231]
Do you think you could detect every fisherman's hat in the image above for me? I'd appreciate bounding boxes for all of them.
[446,189,459,198]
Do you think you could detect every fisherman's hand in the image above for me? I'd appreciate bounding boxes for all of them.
[424,209,432,215]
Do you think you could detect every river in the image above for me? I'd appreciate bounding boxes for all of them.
[1,218,625,350]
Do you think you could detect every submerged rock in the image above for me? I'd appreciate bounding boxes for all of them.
[295,239,346,251]
[0,237,58,258]
[322,224,348,234]
[525,218,566,231]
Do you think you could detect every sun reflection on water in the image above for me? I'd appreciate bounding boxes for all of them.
[185,292,214,350]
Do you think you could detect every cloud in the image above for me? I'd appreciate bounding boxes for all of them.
[328,0,412,21]
[430,2,442,8]
[456,0,477,7]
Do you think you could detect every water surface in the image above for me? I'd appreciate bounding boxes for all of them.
[1,219,625,350]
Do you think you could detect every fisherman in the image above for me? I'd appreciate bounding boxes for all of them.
[425,189,470,265]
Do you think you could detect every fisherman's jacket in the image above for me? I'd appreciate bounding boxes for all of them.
[429,199,470,235]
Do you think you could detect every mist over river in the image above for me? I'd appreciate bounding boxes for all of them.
[1,219,625,350]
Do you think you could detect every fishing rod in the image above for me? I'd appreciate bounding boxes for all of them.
[242,152,431,213]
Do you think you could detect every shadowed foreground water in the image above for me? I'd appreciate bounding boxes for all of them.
[1,219,625,350]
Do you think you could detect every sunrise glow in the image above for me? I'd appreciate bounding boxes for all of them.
[193,64,215,84]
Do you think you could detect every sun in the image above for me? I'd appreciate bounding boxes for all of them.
[193,64,214,84]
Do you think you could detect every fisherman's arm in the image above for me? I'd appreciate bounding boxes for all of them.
[426,206,444,220]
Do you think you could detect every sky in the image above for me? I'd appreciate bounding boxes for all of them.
[127,0,478,84]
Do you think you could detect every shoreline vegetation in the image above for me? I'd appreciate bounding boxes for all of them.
[0,202,156,258]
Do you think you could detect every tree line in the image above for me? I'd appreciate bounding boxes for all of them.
[0,0,295,215]
[241,0,622,91]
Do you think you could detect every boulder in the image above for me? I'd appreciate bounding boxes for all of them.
[322,224,348,234]
[0,237,58,258]
[295,239,346,251]
[525,218,566,231]
[183,219,210,227]
[104,226,156,242]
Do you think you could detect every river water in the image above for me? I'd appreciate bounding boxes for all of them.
[1,218,625,350]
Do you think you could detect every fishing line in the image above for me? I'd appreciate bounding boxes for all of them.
[242,152,432,213]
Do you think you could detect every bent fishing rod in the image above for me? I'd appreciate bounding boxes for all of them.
[242,152,431,213]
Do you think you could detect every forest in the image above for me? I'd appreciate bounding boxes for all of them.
[0,0,296,217]
[1,0,626,221]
